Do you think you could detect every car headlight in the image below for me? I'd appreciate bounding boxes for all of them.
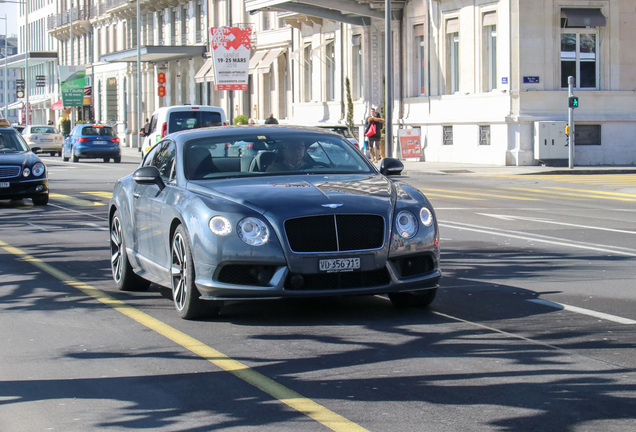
[22,167,31,177]
[420,207,433,227]
[396,210,417,239]
[32,162,45,177]
[209,216,232,236]
[237,217,269,246]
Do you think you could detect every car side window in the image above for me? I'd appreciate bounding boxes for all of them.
[150,140,176,183]
[149,114,157,134]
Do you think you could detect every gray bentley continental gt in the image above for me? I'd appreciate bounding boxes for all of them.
[109,126,441,319]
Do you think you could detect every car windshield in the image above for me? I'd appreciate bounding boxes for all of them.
[81,126,115,136]
[0,130,29,153]
[183,132,372,180]
[30,126,58,134]
[170,111,223,133]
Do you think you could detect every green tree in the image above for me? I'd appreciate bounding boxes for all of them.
[234,114,249,125]
[345,77,354,134]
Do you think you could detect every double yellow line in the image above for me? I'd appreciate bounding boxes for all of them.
[0,239,369,432]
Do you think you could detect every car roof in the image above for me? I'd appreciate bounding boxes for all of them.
[153,105,225,114]
[168,125,343,142]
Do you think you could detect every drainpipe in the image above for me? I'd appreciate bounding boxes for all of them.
[384,0,392,158]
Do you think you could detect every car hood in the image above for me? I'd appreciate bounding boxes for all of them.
[188,174,398,216]
[0,152,39,166]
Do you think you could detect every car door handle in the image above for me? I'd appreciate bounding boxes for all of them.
[133,193,140,199]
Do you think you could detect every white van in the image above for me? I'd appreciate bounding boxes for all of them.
[142,105,227,154]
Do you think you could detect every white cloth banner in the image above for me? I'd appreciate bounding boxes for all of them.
[210,27,251,91]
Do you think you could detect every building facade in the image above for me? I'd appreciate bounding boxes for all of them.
[22,0,636,165]
[246,0,636,166]
[1,35,19,124]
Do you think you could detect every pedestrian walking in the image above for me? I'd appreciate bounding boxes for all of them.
[364,108,385,162]
[264,113,279,124]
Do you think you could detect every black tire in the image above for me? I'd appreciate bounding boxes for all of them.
[32,194,49,206]
[110,210,150,291]
[63,153,69,162]
[103,157,110,163]
[72,154,79,162]
[389,288,437,308]
[50,152,56,157]
[171,225,222,320]
[114,156,121,163]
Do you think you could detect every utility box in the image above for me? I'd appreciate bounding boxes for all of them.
[534,121,568,160]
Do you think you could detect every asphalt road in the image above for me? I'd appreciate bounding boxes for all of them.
[1,151,635,432]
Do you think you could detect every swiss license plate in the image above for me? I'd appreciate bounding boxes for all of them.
[94,141,106,144]
[319,257,360,273]
[0,182,9,188]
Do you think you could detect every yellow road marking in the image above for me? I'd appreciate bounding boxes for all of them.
[545,186,636,198]
[82,191,113,199]
[420,191,486,201]
[0,239,369,432]
[505,187,636,202]
[421,188,539,201]
[50,193,106,206]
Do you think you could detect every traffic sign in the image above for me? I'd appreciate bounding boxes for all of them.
[16,79,25,98]
[36,75,46,87]
[568,96,579,108]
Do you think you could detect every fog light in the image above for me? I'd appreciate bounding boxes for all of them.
[290,274,304,289]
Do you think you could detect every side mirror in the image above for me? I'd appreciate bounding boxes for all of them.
[31,147,42,153]
[133,166,165,190]
[379,158,404,176]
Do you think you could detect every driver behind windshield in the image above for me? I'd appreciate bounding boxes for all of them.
[267,141,309,172]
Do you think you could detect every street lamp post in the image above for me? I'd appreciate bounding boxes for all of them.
[0,0,28,126]
[1,14,8,120]
[137,0,142,151]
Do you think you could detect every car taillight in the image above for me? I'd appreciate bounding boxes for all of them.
[77,138,89,142]
[110,138,120,143]
[161,122,168,138]
[223,122,228,126]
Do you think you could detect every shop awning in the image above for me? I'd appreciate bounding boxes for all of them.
[562,8,606,27]
[245,0,405,25]
[100,45,206,63]
[248,50,268,73]
[52,99,65,111]
[7,101,23,110]
[256,48,285,74]
[3,51,58,69]
[194,59,214,83]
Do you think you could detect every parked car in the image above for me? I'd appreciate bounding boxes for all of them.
[109,126,441,320]
[312,123,359,148]
[21,125,64,156]
[62,124,121,163]
[142,105,227,155]
[11,124,25,134]
[0,126,49,205]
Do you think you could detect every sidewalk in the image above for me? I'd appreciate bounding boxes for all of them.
[399,159,636,176]
[120,145,636,176]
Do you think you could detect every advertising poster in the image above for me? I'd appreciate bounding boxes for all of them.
[210,27,251,91]
[398,128,423,159]
[59,65,86,107]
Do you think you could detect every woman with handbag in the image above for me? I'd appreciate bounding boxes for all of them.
[364,108,385,163]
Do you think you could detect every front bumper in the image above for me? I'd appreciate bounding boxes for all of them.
[195,252,441,301]
[0,178,49,200]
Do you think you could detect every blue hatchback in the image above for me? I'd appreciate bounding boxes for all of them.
[62,124,121,163]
